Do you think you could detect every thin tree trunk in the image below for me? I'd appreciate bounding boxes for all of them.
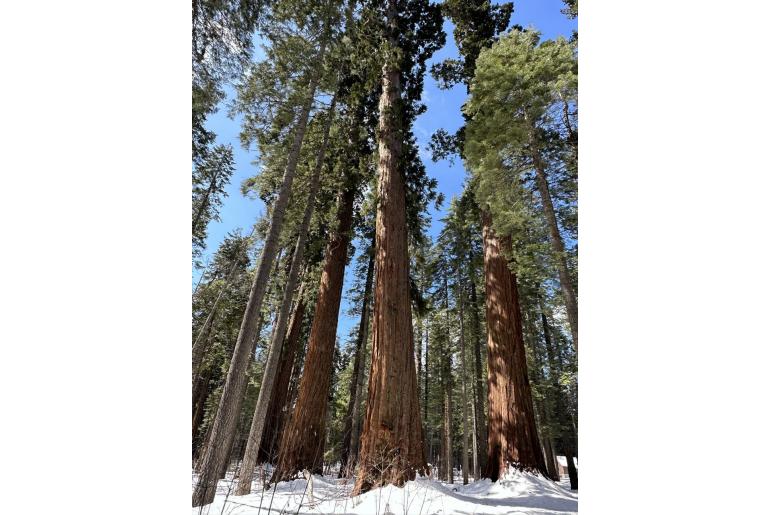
[415,314,423,406]
[259,284,307,463]
[271,184,355,482]
[423,322,429,425]
[340,250,375,477]
[192,167,221,237]
[458,276,470,485]
[543,435,559,481]
[469,273,486,474]
[192,367,213,458]
[348,295,371,474]
[352,1,426,492]
[528,126,578,355]
[481,210,548,480]
[442,276,453,484]
[470,388,479,480]
[234,95,337,496]
[565,451,578,490]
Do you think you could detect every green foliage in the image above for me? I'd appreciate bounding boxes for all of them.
[464,28,577,282]
[192,144,236,262]
[430,0,512,91]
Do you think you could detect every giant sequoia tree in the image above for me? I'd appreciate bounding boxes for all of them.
[352,0,444,495]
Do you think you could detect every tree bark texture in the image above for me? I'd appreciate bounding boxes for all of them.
[271,185,355,482]
[481,210,548,480]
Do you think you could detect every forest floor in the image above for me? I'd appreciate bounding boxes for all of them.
[192,466,578,515]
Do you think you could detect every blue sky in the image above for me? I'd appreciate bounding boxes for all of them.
[196,0,576,346]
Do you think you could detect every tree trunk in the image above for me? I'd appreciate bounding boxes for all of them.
[470,385,479,480]
[352,3,426,491]
[468,274,487,474]
[442,276,453,484]
[566,451,578,490]
[543,435,559,481]
[234,95,337,496]
[481,210,548,480]
[259,285,307,463]
[192,367,213,459]
[339,250,375,477]
[271,185,355,482]
[458,276,470,485]
[348,294,371,475]
[423,322,429,425]
[528,127,578,355]
[192,167,220,237]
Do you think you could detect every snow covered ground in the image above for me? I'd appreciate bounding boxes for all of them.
[192,467,577,515]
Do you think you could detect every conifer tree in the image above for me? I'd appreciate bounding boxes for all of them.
[352,0,444,495]
[192,145,236,262]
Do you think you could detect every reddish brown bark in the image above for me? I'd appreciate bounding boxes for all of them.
[258,291,307,463]
[481,210,548,480]
[271,187,355,481]
[352,13,426,490]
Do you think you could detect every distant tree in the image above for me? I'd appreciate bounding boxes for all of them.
[192,144,235,263]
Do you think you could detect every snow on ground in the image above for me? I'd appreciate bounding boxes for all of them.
[192,467,577,515]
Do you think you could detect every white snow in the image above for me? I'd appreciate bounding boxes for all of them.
[555,456,578,468]
[192,466,577,514]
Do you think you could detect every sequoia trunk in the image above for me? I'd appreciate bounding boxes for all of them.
[258,288,307,463]
[271,186,356,482]
[352,2,426,492]
[481,211,548,480]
